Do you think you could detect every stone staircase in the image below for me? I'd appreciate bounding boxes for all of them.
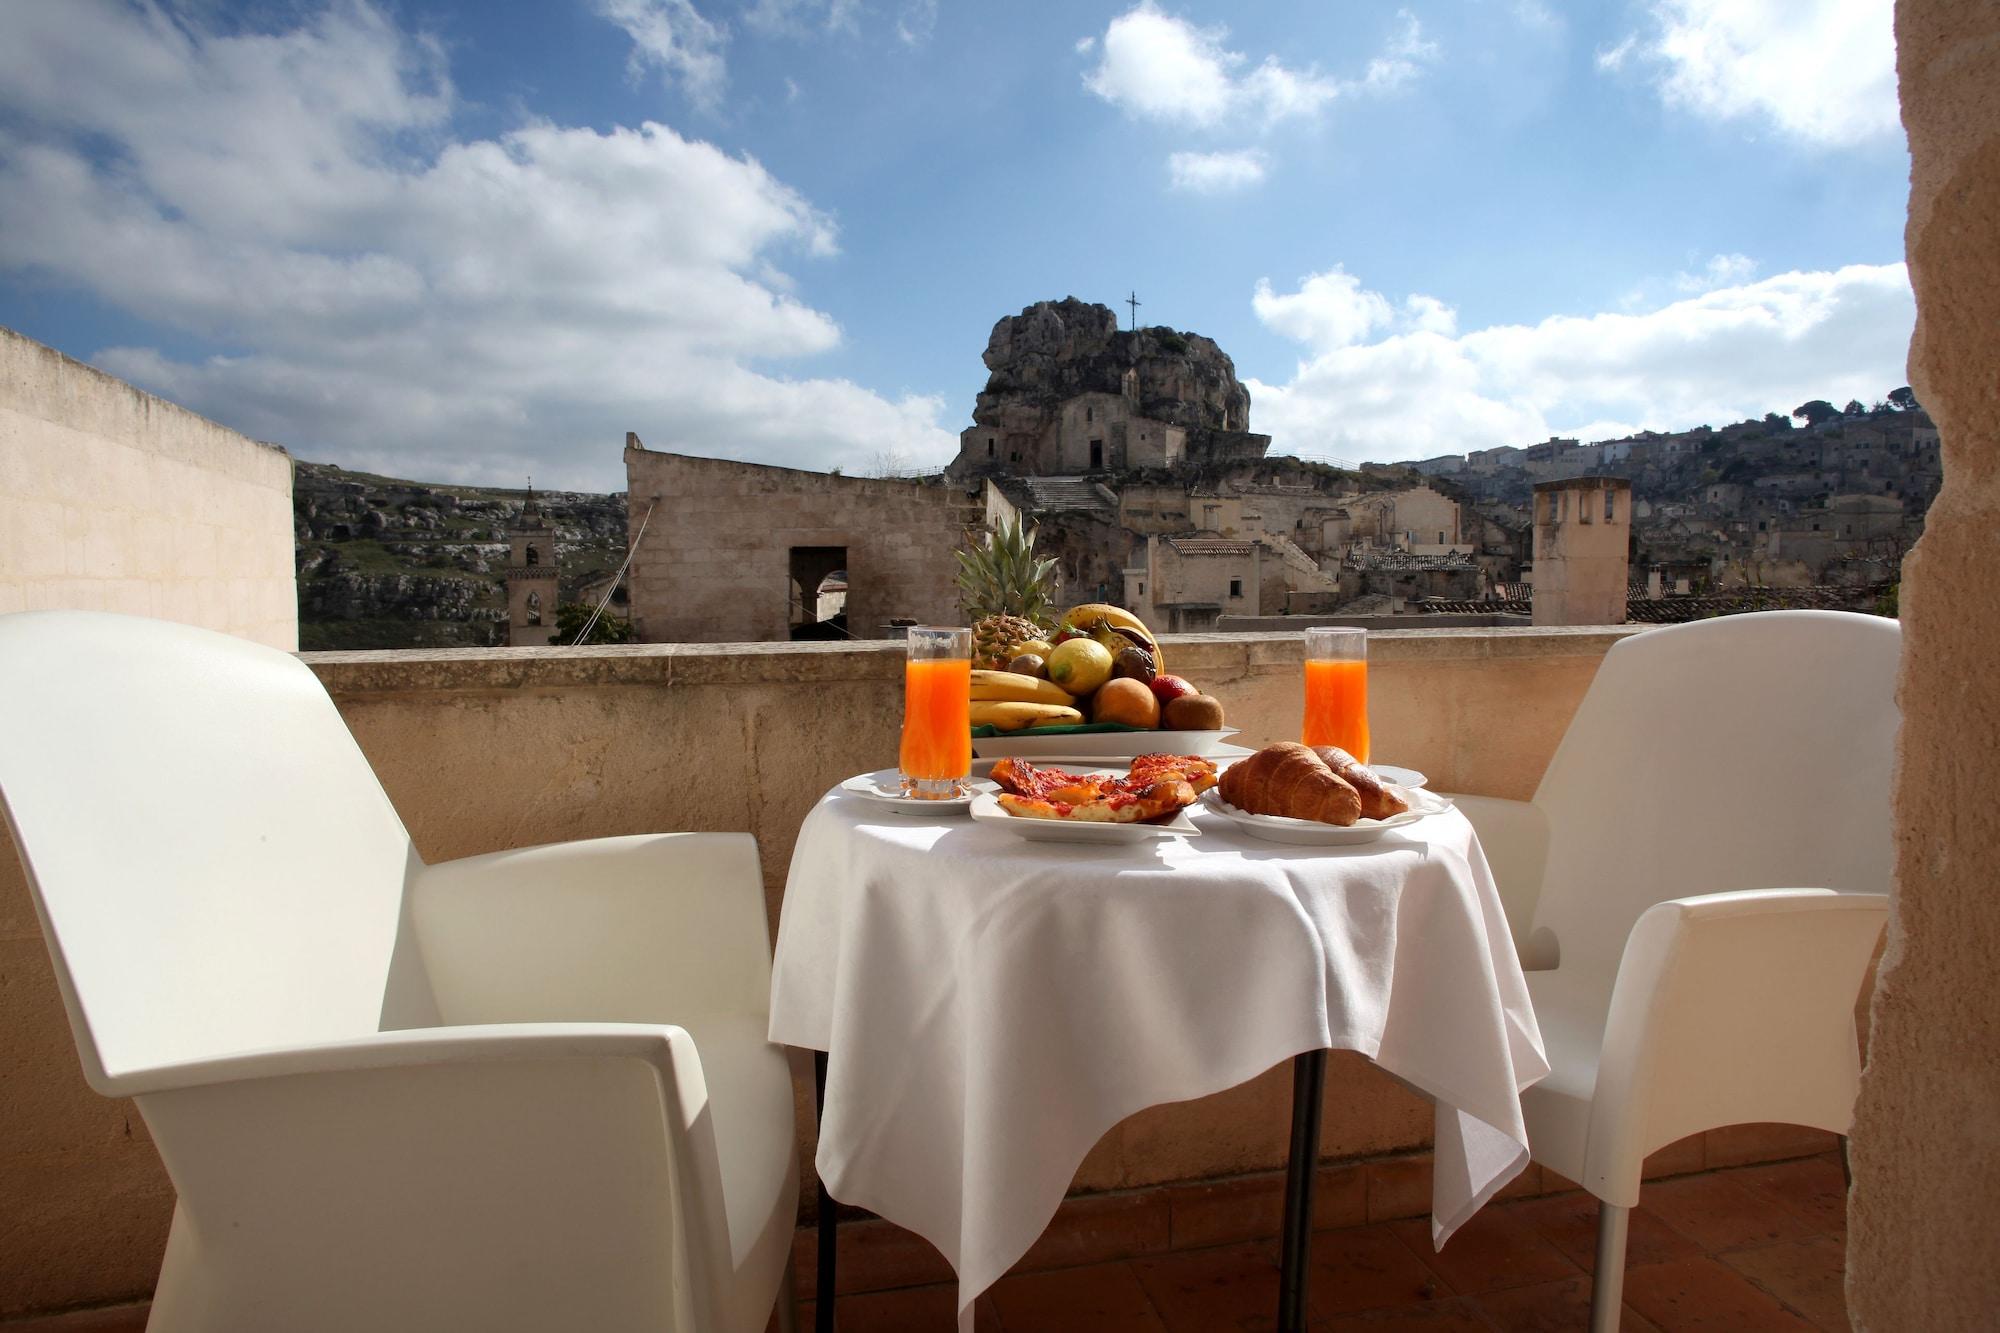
[1263,531,1341,590]
[1020,476,1118,516]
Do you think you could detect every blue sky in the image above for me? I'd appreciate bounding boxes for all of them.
[0,0,1914,489]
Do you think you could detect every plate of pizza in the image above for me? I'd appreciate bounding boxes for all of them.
[970,755,1215,843]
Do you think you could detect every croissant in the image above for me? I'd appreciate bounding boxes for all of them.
[1218,743,1362,825]
[1311,746,1410,821]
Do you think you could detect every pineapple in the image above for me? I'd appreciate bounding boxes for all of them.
[956,515,1059,669]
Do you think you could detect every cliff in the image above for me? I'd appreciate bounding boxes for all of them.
[972,297,1253,438]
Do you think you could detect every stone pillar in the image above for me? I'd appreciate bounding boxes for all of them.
[1848,3,2000,1325]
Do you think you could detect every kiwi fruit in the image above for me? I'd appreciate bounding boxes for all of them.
[1163,693,1225,731]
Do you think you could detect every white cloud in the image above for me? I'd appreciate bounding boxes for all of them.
[1594,35,1637,72]
[1602,0,1899,147]
[1168,149,1267,194]
[0,0,955,488]
[1247,262,1915,462]
[1675,252,1759,292]
[745,0,861,38]
[895,0,938,47]
[1082,4,1434,130]
[594,0,730,112]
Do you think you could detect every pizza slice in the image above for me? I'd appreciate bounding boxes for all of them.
[989,756,1205,823]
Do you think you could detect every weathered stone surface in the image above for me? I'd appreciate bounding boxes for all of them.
[974,297,1252,435]
[1849,3,2000,1325]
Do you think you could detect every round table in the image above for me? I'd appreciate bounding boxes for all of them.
[769,778,1547,1332]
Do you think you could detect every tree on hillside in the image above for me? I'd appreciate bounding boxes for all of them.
[1843,399,1868,416]
[1888,386,1920,411]
[1763,412,1793,433]
[1794,399,1840,426]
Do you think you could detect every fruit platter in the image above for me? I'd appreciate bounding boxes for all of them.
[958,520,1237,758]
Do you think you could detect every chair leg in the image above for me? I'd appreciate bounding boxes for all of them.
[1590,1201,1631,1333]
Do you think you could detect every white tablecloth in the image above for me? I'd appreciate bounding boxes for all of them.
[769,786,1548,1325]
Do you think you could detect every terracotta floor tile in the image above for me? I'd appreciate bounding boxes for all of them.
[1388,1205,1580,1295]
[1312,1296,1492,1332]
[1721,1237,1848,1331]
[1642,1173,1819,1254]
[1702,1125,1840,1170]
[1315,1162,1372,1231]
[1621,1257,1817,1331]
[797,1216,957,1297]
[1503,1194,1702,1273]
[818,1282,1001,1332]
[1472,1275,1663,1332]
[1016,1188,1172,1273]
[1132,1240,1284,1333]
[1726,1154,1850,1237]
[1303,1223,1449,1317]
[1171,1173,1287,1251]
[990,1261,1167,1333]
[1367,1157,1436,1223]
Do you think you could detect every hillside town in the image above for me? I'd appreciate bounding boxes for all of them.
[293,299,1931,649]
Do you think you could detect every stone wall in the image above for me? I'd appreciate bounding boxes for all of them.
[622,449,981,642]
[0,325,298,1317]
[0,326,295,646]
[0,626,1636,1317]
[1849,2,2000,1324]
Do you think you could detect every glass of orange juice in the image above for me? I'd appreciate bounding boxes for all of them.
[1302,627,1369,763]
[900,626,973,799]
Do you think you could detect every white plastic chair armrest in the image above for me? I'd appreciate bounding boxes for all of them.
[1581,888,1888,1204]
[1444,794,1554,967]
[126,1022,734,1331]
[412,832,774,1027]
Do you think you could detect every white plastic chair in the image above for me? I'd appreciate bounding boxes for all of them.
[1450,610,1894,1332]
[0,611,799,1333]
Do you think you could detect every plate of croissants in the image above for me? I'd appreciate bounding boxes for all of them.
[1202,743,1452,846]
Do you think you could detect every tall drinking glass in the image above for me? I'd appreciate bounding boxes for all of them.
[900,626,973,799]
[1302,627,1370,763]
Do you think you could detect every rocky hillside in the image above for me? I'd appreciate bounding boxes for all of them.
[294,462,627,650]
[972,297,1254,438]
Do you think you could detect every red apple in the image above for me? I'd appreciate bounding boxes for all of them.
[1150,674,1198,705]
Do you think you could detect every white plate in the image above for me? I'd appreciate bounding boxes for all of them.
[968,791,1200,843]
[971,727,1240,759]
[1197,786,1453,846]
[838,769,993,815]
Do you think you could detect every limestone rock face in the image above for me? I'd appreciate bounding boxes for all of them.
[973,297,1252,434]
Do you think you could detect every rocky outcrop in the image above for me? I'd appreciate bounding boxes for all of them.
[972,297,1253,435]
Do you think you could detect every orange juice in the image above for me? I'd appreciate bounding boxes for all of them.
[899,657,972,784]
[1303,658,1370,762]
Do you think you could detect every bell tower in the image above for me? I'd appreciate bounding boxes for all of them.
[506,482,560,646]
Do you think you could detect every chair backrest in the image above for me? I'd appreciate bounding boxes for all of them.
[1529,610,1900,974]
[0,612,419,1090]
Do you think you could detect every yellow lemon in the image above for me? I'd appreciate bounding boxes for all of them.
[1046,638,1115,697]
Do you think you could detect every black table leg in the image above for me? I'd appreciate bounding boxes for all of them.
[1278,1048,1327,1333]
[815,1049,836,1333]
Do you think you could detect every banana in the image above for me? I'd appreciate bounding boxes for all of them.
[970,670,1076,707]
[970,701,1083,732]
[1058,602,1165,672]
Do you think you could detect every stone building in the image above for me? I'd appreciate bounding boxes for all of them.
[622,442,978,643]
[505,488,559,646]
[1125,535,1264,633]
[1531,476,1631,626]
